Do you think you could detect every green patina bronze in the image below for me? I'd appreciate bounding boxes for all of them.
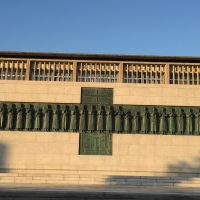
[2,86,200,156]
[0,88,200,136]
[79,133,112,155]
[1,102,200,135]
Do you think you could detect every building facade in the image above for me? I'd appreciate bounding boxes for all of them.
[0,51,200,186]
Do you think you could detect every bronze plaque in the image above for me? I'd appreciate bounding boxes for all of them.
[79,133,112,155]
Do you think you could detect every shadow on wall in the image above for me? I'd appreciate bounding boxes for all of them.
[0,143,8,172]
[107,157,200,187]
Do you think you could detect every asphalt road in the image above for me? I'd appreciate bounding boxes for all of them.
[0,184,200,199]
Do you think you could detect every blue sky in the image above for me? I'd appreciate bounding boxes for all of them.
[0,0,200,56]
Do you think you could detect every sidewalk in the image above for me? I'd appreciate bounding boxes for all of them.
[0,184,200,199]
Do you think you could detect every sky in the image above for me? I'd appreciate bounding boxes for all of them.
[0,0,200,56]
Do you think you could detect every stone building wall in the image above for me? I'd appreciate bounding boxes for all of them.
[0,132,200,187]
[1,80,200,106]
[1,80,200,186]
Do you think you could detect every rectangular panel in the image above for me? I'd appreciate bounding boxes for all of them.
[79,133,112,155]
[97,88,113,96]
[82,88,98,96]
[97,96,113,104]
[82,96,98,104]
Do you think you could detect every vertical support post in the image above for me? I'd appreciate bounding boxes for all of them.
[119,62,123,83]
[73,61,77,82]
[165,63,170,84]
[26,60,31,80]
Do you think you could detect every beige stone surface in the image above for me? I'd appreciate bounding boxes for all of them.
[0,131,200,179]
[1,80,200,106]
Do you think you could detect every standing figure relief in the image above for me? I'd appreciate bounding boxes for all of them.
[115,106,124,133]
[88,105,97,132]
[124,110,131,133]
[177,109,185,134]
[97,106,105,132]
[195,109,200,135]
[133,111,140,133]
[0,104,6,129]
[16,104,24,130]
[186,109,194,134]
[169,108,176,134]
[70,105,79,132]
[25,104,33,130]
[0,102,199,135]
[141,108,150,133]
[159,108,168,134]
[52,105,60,131]
[6,105,14,130]
[35,106,42,130]
[43,105,51,131]
[106,106,114,133]
[79,105,87,132]
[62,105,70,131]
[150,108,158,134]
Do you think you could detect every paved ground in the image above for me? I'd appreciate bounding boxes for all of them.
[0,184,200,199]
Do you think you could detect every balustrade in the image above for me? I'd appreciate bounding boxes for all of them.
[0,58,200,85]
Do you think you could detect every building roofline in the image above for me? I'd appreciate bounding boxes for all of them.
[0,51,200,63]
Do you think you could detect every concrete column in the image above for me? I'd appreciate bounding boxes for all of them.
[165,64,170,84]
[119,62,123,83]
[25,60,31,80]
[73,61,77,82]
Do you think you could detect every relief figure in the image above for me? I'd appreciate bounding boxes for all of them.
[52,105,60,131]
[79,105,87,132]
[141,108,150,133]
[159,108,168,134]
[150,108,158,134]
[106,106,114,133]
[25,105,33,130]
[97,106,105,132]
[186,109,194,134]
[133,111,140,133]
[70,106,79,132]
[62,106,70,131]
[88,106,96,132]
[115,106,124,133]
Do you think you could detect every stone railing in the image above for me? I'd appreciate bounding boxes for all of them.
[0,102,200,135]
[1,58,200,85]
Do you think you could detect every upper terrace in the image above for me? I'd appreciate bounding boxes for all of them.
[1,51,200,85]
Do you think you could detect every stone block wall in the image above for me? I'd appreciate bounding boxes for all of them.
[1,80,200,106]
[1,80,200,187]
[0,132,200,187]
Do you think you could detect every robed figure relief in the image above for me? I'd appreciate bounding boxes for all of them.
[195,109,200,135]
[70,106,79,132]
[150,108,158,134]
[169,109,176,134]
[115,106,124,133]
[159,108,168,134]
[141,108,149,133]
[52,106,60,131]
[124,111,131,133]
[25,105,33,130]
[16,105,24,130]
[106,106,114,133]
[7,105,14,130]
[43,106,51,131]
[35,108,42,130]
[186,109,194,134]
[97,106,105,132]
[79,106,87,132]
[62,106,70,131]
[88,106,96,132]
[178,109,185,134]
[133,111,140,133]
[0,104,6,129]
